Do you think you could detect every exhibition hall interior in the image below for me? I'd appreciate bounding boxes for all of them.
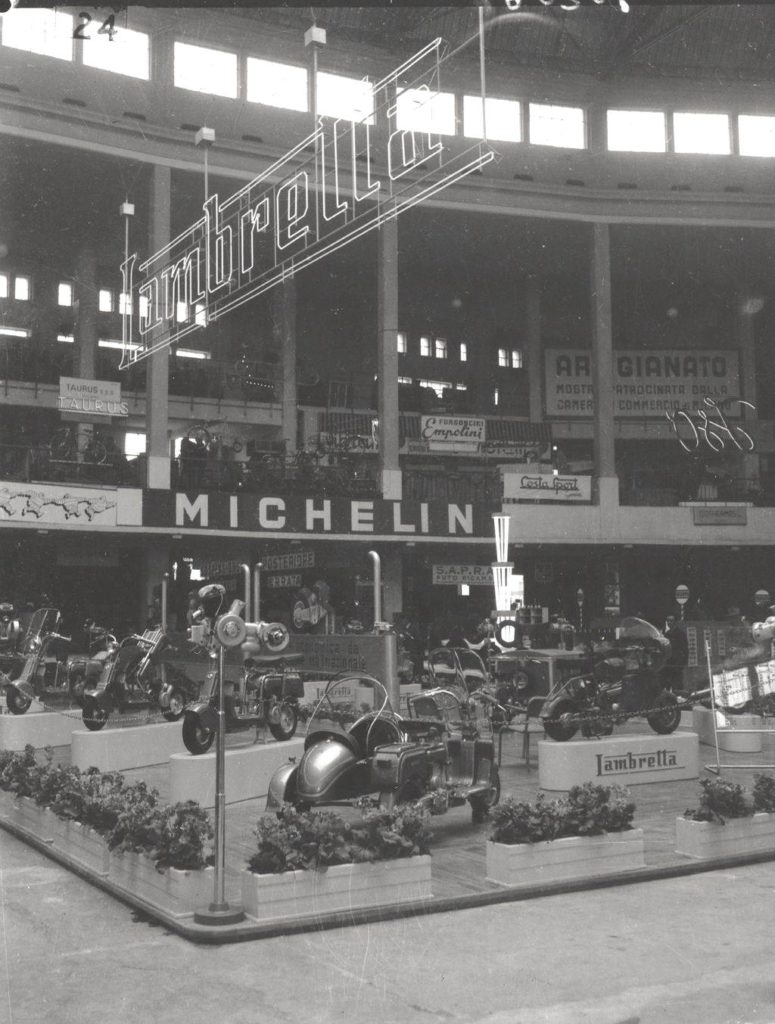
[3,0,775,979]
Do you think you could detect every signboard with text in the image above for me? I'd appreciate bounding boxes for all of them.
[420,415,485,452]
[58,377,128,418]
[503,473,593,502]
[545,350,741,418]
[432,565,494,586]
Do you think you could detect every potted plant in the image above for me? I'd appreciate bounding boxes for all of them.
[676,774,775,859]
[241,802,432,922]
[486,782,645,887]
[0,745,214,914]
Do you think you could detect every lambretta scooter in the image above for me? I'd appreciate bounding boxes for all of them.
[540,617,684,741]
[1,608,71,714]
[0,602,21,672]
[181,584,305,755]
[64,619,119,706]
[80,627,198,731]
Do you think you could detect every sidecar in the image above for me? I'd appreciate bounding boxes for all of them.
[266,674,500,822]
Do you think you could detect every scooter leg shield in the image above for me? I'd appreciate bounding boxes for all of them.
[186,701,218,734]
[266,763,299,811]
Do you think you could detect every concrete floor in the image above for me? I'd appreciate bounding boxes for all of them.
[2,824,775,1024]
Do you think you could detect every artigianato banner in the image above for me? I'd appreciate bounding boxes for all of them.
[544,349,741,418]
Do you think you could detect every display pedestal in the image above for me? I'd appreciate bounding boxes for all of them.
[0,710,76,750]
[538,732,699,791]
[169,737,305,807]
[692,706,763,752]
[71,721,188,772]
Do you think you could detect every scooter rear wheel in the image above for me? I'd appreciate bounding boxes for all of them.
[268,701,298,742]
[182,713,215,755]
[82,698,108,731]
[5,688,32,715]
[542,700,579,742]
[647,692,681,735]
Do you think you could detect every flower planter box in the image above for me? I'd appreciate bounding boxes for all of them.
[676,813,775,860]
[5,796,55,841]
[486,829,645,888]
[108,850,214,917]
[240,855,432,923]
[50,820,110,876]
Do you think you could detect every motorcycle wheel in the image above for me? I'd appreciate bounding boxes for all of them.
[182,714,215,755]
[268,701,298,742]
[82,698,108,731]
[542,700,579,742]
[646,692,681,735]
[470,763,501,823]
[68,668,87,707]
[5,688,32,715]
[161,687,187,722]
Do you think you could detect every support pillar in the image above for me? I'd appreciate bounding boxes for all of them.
[735,289,760,489]
[139,537,170,627]
[381,548,403,623]
[146,164,171,489]
[525,277,543,424]
[275,280,298,452]
[590,222,618,509]
[73,245,99,447]
[377,218,401,499]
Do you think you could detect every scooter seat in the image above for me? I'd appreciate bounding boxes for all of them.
[244,652,304,667]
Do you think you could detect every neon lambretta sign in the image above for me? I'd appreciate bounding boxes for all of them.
[121,39,495,367]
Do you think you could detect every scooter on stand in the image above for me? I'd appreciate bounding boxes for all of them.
[1,609,71,714]
[0,602,21,672]
[64,620,119,706]
[181,585,305,755]
[80,628,199,731]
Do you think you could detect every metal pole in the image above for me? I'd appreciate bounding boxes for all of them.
[253,562,262,622]
[240,563,251,623]
[161,572,169,632]
[194,641,244,924]
[368,550,382,625]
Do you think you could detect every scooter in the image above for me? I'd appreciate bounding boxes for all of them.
[64,619,119,706]
[0,602,21,671]
[181,584,305,755]
[1,608,71,714]
[540,617,685,741]
[80,627,199,731]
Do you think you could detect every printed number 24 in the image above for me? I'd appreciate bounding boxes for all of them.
[74,13,117,41]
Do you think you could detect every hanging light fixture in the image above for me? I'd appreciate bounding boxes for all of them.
[491,513,514,640]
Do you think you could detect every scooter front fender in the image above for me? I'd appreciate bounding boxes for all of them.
[266,763,299,811]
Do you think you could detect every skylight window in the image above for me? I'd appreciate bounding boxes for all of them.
[607,110,666,153]
[82,25,149,80]
[738,114,775,157]
[529,103,586,149]
[673,112,730,155]
[247,57,308,112]
[174,41,238,99]
[396,87,456,136]
[317,71,374,124]
[1,9,73,61]
[463,95,521,143]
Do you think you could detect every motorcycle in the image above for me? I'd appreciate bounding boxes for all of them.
[1,608,71,714]
[64,619,119,706]
[181,584,305,755]
[0,602,21,671]
[540,616,685,741]
[267,673,500,823]
[80,627,199,731]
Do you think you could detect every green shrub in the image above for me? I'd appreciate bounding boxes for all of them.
[248,803,431,875]
[489,783,636,846]
[0,745,211,872]
[684,778,753,825]
[753,774,775,813]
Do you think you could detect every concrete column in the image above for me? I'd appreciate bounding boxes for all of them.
[74,245,98,381]
[139,537,170,628]
[525,277,543,423]
[145,164,171,489]
[735,291,760,488]
[377,218,401,499]
[274,279,298,452]
[381,547,403,623]
[590,222,618,507]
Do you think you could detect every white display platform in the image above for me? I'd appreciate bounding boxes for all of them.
[169,737,305,807]
[692,706,763,752]
[0,709,77,750]
[538,731,699,791]
[71,721,188,772]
